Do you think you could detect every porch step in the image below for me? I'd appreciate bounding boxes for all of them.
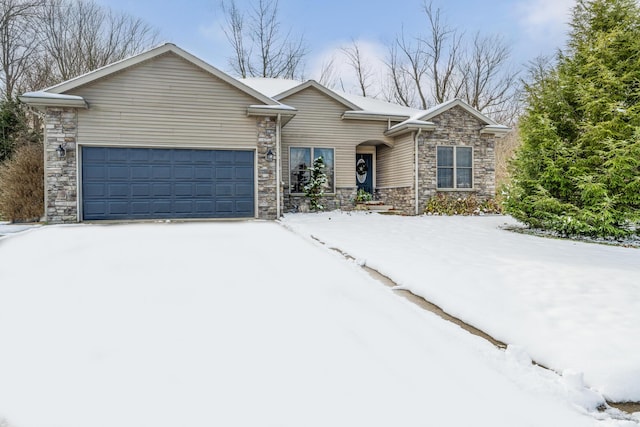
[355,201,395,213]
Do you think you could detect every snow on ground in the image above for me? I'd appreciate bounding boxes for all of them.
[0,222,40,237]
[0,222,633,427]
[282,212,640,404]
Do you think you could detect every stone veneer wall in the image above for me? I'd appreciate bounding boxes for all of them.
[257,117,278,219]
[418,106,496,212]
[45,107,78,223]
[375,186,415,215]
[283,187,357,213]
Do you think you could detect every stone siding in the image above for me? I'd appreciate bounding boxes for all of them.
[376,186,414,215]
[283,187,357,213]
[418,106,496,212]
[45,107,78,223]
[256,117,278,219]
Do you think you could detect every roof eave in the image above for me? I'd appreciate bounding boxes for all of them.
[19,94,88,109]
[342,111,411,122]
[384,122,436,137]
[480,125,512,137]
[247,105,297,126]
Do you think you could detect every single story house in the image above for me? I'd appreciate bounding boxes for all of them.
[20,43,510,223]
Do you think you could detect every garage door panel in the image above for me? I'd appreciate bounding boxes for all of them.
[235,184,253,197]
[152,183,172,197]
[175,183,194,196]
[108,201,129,215]
[131,183,150,197]
[108,148,129,161]
[235,166,253,180]
[195,183,213,196]
[108,183,130,198]
[131,166,151,179]
[152,166,172,179]
[216,183,233,196]
[175,166,194,179]
[82,147,255,220]
[131,201,150,214]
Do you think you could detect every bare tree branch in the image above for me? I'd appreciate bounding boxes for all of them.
[0,0,43,100]
[219,0,306,79]
[341,40,375,97]
[38,0,159,83]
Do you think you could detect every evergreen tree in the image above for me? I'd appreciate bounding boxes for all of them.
[0,98,37,163]
[505,0,640,237]
[304,156,328,211]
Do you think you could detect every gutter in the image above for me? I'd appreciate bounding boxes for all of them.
[276,114,282,218]
[414,130,422,216]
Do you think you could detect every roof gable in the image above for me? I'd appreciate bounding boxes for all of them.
[416,98,498,126]
[44,43,280,107]
[274,80,362,111]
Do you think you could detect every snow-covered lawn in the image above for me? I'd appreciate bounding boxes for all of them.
[282,212,640,404]
[0,222,633,427]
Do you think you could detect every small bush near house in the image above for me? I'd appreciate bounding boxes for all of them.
[424,194,501,216]
[303,156,327,211]
[354,188,373,202]
[0,143,44,222]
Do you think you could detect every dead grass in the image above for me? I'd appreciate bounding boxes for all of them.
[495,127,521,203]
[0,143,44,222]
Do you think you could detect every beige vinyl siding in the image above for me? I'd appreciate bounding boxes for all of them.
[70,52,260,148]
[377,133,414,188]
[279,87,393,189]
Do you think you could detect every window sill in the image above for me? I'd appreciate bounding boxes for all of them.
[436,188,475,192]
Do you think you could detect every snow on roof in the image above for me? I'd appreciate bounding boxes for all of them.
[240,77,421,118]
[240,78,302,98]
[21,91,85,101]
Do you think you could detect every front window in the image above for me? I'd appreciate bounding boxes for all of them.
[289,147,335,193]
[437,146,473,189]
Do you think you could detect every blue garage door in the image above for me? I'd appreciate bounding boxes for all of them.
[82,147,254,220]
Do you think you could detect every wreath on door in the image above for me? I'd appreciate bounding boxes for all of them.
[356,158,368,184]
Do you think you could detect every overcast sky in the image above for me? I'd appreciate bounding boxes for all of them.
[97,0,576,91]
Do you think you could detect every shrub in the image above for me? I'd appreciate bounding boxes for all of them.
[0,143,44,222]
[424,194,501,216]
[355,188,373,202]
[303,156,327,211]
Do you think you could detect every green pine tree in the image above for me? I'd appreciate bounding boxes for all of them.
[304,156,328,211]
[505,0,640,237]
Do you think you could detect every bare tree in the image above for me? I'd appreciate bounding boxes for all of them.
[386,4,464,109]
[220,0,306,79]
[317,54,339,89]
[460,33,519,116]
[38,0,159,83]
[0,0,43,100]
[341,40,375,97]
[385,1,519,123]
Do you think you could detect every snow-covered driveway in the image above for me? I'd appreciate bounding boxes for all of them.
[282,212,640,404]
[0,222,634,427]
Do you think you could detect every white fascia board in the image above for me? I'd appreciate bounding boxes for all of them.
[19,91,88,108]
[480,125,512,136]
[384,120,436,137]
[342,110,411,122]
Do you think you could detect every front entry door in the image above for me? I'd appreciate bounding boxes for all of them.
[356,153,373,194]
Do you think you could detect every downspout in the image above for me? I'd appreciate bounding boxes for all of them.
[414,129,421,215]
[276,114,282,218]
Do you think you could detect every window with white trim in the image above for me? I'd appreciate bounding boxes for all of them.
[289,147,335,193]
[437,146,473,189]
